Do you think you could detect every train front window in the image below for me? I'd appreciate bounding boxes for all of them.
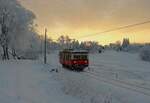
[73,55,87,60]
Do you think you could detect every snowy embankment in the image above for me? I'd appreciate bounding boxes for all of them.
[1,51,150,103]
[48,51,150,103]
[90,51,150,84]
[0,60,80,103]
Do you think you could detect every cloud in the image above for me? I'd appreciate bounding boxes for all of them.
[20,0,150,44]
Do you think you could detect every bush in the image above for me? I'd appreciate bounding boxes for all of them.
[140,46,150,62]
[19,51,39,60]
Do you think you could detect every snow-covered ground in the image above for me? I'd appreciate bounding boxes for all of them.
[0,60,81,103]
[47,50,150,103]
[0,50,150,103]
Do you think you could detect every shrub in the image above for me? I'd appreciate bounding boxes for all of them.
[19,51,39,60]
[140,46,150,62]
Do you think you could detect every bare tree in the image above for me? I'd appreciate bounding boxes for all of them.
[0,8,12,60]
[122,38,130,48]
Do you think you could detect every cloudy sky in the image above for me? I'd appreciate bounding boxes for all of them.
[19,0,150,44]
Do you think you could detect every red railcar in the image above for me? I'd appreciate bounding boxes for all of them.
[59,49,89,71]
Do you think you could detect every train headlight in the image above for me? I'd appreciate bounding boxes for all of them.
[73,61,77,64]
[85,60,88,64]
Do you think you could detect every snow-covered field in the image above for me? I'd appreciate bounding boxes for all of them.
[0,50,150,103]
[0,60,80,103]
[48,50,150,103]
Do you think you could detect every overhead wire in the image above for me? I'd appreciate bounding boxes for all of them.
[77,20,150,40]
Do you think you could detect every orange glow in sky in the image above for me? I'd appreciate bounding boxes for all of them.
[19,0,150,45]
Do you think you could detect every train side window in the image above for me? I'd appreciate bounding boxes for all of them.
[66,53,69,60]
[82,55,88,59]
[65,54,67,60]
[66,54,68,60]
[71,54,74,60]
[63,53,65,60]
[74,55,80,59]
[68,54,70,60]
[69,55,71,60]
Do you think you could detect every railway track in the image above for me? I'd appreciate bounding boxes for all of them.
[84,70,150,97]
[89,65,146,80]
[44,64,150,96]
[90,64,147,76]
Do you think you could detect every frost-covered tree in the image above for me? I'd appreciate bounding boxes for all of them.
[46,35,102,52]
[71,39,80,49]
[57,35,65,49]
[0,0,40,60]
[0,7,11,59]
[79,41,100,52]
[57,35,72,49]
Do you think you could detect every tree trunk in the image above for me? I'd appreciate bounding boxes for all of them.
[6,46,9,59]
[2,46,6,60]
[12,48,16,59]
[2,45,9,60]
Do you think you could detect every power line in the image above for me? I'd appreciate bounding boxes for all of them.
[78,20,150,39]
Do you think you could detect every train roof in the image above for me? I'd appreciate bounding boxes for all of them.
[60,49,88,53]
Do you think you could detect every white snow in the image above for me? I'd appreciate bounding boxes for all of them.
[47,50,150,103]
[1,50,150,103]
[0,60,81,103]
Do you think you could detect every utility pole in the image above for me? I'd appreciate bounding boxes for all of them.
[44,28,47,64]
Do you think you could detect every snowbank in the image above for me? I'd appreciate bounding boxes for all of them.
[49,51,150,103]
[0,60,81,103]
[140,46,150,62]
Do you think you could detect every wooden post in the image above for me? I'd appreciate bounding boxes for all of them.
[44,28,47,64]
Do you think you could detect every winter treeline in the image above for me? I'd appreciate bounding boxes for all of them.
[105,38,150,62]
[0,0,41,60]
[42,35,103,53]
